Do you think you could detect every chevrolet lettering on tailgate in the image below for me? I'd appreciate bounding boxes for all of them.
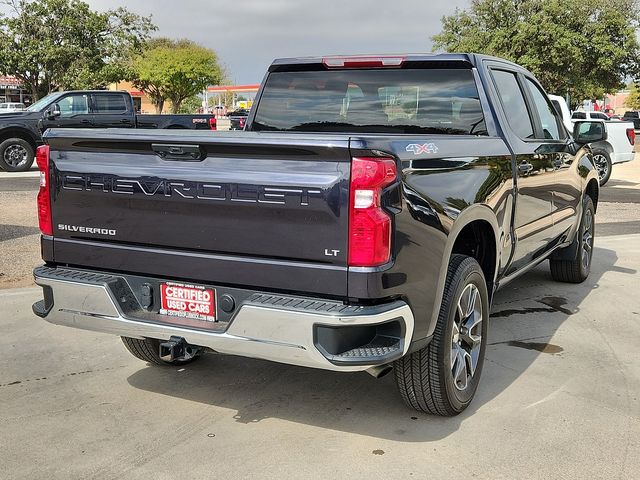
[60,173,322,206]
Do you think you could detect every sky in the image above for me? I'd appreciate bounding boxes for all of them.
[83,0,470,85]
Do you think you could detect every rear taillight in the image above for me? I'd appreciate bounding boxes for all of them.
[239,117,246,129]
[209,117,217,130]
[626,128,635,146]
[348,157,397,267]
[36,145,52,235]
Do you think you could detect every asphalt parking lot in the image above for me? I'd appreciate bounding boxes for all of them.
[1,158,640,479]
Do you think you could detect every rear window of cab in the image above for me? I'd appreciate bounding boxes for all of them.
[252,68,487,135]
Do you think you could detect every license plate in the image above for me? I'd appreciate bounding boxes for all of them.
[159,282,216,322]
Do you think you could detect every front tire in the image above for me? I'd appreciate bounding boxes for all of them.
[549,196,595,283]
[394,254,489,416]
[121,337,201,366]
[0,138,35,172]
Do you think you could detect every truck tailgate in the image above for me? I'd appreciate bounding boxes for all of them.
[45,129,351,297]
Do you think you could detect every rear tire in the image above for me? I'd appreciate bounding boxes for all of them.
[121,337,201,366]
[0,138,35,172]
[394,254,489,416]
[549,196,595,283]
[592,149,612,186]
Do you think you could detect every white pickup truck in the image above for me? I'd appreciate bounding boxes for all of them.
[549,95,635,185]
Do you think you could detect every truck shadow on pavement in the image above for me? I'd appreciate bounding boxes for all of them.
[127,245,633,441]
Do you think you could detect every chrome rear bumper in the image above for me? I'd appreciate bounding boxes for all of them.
[33,266,414,372]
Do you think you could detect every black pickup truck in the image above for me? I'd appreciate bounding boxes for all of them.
[227,108,249,130]
[0,90,217,172]
[32,54,602,415]
[623,110,640,130]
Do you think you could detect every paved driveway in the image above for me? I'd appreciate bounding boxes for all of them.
[1,158,639,479]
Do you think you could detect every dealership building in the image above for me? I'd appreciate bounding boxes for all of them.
[0,75,32,106]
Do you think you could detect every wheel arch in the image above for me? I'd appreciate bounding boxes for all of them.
[451,219,498,297]
[425,205,502,338]
[0,127,39,148]
[590,139,614,157]
[585,178,599,213]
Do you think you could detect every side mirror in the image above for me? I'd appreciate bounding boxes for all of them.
[573,120,607,144]
[45,103,61,120]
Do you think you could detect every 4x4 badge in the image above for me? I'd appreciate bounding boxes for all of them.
[406,143,439,155]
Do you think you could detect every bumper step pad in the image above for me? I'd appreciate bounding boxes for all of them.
[335,336,402,359]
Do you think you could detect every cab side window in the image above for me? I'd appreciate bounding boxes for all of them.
[491,70,534,139]
[93,94,128,114]
[57,94,89,117]
[524,78,563,140]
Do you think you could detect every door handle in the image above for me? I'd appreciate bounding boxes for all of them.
[80,119,92,125]
[152,144,205,161]
[120,119,133,124]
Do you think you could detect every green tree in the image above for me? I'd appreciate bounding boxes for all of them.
[432,0,640,103]
[177,94,203,114]
[626,83,640,110]
[0,0,155,99]
[133,38,222,114]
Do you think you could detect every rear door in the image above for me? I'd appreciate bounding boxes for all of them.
[520,75,580,244]
[488,68,557,273]
[91,93,135,128]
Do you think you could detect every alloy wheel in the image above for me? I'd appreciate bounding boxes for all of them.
[593,154,609,182]
[582,208,594,269]
[451,283,483,391]
[3,144,28,168]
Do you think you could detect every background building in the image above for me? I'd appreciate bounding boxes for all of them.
[0,75,33,106]
[605,89,631,114]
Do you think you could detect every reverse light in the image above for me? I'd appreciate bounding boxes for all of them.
[626,128,635,146]
[36,145,52,236]
[322,56,406,69]
[348,157,397,267]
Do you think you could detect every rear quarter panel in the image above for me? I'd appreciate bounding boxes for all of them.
[349,135,514,342]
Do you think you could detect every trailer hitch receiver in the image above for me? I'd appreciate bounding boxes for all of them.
[159,336,197,362]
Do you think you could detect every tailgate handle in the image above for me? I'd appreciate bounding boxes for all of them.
[152,144,205,161]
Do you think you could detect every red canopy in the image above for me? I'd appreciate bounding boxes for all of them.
[0,76,21,87]
[207,84,260,93]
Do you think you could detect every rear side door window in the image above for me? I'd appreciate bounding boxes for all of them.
[491,70,534,139]
[93,94,129,114]
[523,77,563,140]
